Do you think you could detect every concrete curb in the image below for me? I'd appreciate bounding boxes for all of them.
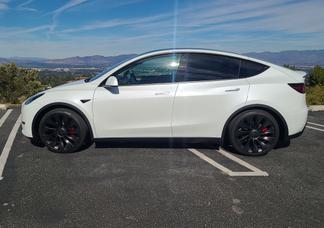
[0,104,21,110]
[0,104,8,110]
[308,105,324,111]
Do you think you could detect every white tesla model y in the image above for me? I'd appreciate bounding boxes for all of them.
[21,49,308,156]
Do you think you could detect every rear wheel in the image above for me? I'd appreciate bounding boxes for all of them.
[38,108,88,153]
[228,110,279,156]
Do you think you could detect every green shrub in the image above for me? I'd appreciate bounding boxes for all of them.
[0,63,45,104]
[309,66,324,86]
[306,85,324,105]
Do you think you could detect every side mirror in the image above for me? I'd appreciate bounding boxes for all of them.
[105,76,118,87]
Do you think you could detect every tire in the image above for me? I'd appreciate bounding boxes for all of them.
[38,108,88,153]
[228,110,279,156]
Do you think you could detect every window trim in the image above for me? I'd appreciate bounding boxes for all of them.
[99,52,270,87]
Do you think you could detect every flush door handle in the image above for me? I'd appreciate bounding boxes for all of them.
[154,92,170,96]
[225,88,240,92]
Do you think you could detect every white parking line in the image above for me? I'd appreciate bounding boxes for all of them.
[0,109,13,128]
[306,125,324,132]
[188,148,268,177]
[307,121,324,128]
[188,148,233,176]
[218,148,268,176]
[0,114,21,181]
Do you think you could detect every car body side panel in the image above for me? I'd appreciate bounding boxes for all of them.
[93,84,178,138]
[172,79,250,137]
[21,83,96,138]
[246,67,308,135]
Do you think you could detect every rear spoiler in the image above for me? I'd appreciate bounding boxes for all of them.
[294,71,308,78]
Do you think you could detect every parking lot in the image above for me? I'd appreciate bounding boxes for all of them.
[0,107,323,227]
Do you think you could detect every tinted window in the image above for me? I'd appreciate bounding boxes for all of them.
[239,60,269,78]
[178,54,240,82]
[115,54,181,86]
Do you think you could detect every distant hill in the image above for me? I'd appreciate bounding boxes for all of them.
[1,50,324,68]
[45,54,137,67]
[244,50,324,67]
[0,54,137,68]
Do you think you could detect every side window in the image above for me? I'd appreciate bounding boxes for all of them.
[115,54,181,86]
[239,60,269,78]
[179,54,240,82]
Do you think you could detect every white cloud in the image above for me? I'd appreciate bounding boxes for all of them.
[49,0,89,33]
[0,0,10,11]
[17,0,38,12]
[0,25,51,38]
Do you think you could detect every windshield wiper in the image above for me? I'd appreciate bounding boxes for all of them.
[84,77,91,83]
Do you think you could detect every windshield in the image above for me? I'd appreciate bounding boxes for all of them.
[84,67,113,82]
[85,56,137,82]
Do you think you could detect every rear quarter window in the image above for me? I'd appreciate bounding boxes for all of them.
[239,60,269,78]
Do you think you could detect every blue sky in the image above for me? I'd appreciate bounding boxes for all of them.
[0,0,323,58]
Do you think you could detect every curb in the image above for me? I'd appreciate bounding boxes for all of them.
[0,104,8,110]
[0,104,20,110]
[308,105,324,111]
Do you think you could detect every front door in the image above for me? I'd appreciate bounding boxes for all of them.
[93,54,182,138]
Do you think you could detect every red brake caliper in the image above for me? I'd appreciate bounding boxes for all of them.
[67,128,76,136]
[260,127,268,133]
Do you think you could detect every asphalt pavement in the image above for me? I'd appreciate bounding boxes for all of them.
[0,108,323,227]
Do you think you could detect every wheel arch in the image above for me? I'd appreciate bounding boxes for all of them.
[221,104,289,147]
[32,102,94,140]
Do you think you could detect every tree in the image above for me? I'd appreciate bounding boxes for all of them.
[283,64,297,70]
[0,63,45,104]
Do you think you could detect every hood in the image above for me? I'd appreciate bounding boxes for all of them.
[47,79,86,92]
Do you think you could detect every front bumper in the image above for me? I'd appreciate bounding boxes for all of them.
[21,104,34,138]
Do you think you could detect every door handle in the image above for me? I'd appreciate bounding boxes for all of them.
[154,92,170,96]
[225,88,240,92]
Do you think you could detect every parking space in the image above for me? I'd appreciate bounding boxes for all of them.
[0,108,323,227]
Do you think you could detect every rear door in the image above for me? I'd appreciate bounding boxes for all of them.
[172,53,250,138]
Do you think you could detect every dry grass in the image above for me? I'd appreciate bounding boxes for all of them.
[306,85,324,105]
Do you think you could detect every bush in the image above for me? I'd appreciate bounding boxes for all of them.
[306,85,324,105]
[0,63,45,104]
[309,66,324,86]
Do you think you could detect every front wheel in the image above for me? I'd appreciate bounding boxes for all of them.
[38,108,88,153]
[228,110,279,156]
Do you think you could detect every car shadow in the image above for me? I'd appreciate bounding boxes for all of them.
[95,138,220,149]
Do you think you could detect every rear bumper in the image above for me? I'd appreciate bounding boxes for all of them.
[286,107,308,136]
[289,122,306,139]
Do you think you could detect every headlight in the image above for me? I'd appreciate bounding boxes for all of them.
[25,93,45,105]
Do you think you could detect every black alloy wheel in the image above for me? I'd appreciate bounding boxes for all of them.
[228,110,279,156]
[38,108,88,153]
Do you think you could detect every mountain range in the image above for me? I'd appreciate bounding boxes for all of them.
[0,54,137,68]
[1,50,324,68]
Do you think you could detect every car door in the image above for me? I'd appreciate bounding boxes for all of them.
[93,54,182,138]
[172,53,250,138]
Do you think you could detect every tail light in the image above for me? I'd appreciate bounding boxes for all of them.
[288,83,305,94]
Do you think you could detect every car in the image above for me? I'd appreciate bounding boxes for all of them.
[21,48,308,156]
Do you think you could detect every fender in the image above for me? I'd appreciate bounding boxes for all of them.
[220,104,289,146]
[32,102,94,139]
